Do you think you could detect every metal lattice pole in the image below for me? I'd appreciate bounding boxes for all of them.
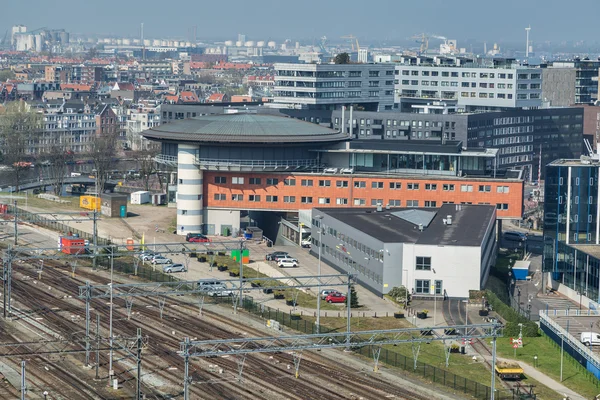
[109,247,114,382]
[317,224,322,334]
[85,281,91,366]
[6,248,12,319]
[20,360,26,400]
[92,210,97,269]
[183,337,190,400]
[238,240,244,309]
[491,335,497,400]
[346,276,351,350]
[95,313,100,380]
[136,328,142,400]
[13,201,18,246]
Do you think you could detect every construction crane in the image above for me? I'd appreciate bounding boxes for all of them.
[340,35,360,52]
[318,36,328,54]
[411,33,429,54]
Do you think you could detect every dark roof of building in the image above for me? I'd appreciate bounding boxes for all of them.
[142,113,350,144]
[316,204,495,246]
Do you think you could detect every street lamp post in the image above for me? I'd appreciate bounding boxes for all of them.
[559,332,564,382]
[314,215,323,334]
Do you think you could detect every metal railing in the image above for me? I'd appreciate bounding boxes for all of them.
[194,158,320,168]
[539,310,600,372]
[154,154,178,166]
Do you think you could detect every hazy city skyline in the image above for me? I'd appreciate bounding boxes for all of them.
[2,0,599,45]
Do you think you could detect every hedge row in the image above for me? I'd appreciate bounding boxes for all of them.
[485,290,540,337]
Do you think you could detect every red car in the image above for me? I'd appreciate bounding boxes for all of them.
[189,236,211,243]
[325,293,347,303]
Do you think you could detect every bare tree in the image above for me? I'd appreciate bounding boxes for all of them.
[130,142,160,191]
[0,101,42,191]
[88,131,118,194]
[40,142,74,196]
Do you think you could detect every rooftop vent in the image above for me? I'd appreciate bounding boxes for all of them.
[446,215,452,225]
[376,203,383,212]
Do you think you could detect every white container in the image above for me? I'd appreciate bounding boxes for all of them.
[130,191,150,205]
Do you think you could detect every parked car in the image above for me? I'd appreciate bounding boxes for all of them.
[325,292,347,303]
[266,251,289,261]
[320,289,340,300]
[140,253,156,261]
[163,264,186,273]
[504,231,527,242]
[151,255,172,265]
[277,259,298,268]
[186,233,209,242]
[188,235,210,243]
[197,280,233,297]
[277,256,299,265]
[581,332,600,346]
[301,238,312,248]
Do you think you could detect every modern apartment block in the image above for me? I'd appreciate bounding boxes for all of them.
[273,62,395,111]
[393,56,542,111]
[331,107,583,180]
[542,59,600,105]
[543,158,600,308]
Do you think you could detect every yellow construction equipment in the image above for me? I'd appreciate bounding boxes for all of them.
[340,35,360,52]
[411,33,430,54]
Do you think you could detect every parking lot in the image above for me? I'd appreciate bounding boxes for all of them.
[137,239,398,313]
[550,315,600,354]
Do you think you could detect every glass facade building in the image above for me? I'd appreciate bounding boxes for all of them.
[544,161,600,303]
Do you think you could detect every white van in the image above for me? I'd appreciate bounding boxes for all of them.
[580,332,600,346]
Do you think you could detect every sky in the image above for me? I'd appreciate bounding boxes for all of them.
[1,0,599,45]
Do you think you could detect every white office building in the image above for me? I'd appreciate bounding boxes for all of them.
[393,56,542,111]
[311,204,497,297]
[274,62,395,111]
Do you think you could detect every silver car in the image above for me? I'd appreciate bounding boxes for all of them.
[151,255,172,265]
[163,263,186,273]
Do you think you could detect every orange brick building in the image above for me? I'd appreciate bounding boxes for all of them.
[204,172,523,219]
[144,113,524,238]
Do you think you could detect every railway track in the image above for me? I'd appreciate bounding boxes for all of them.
[5,257,453,399]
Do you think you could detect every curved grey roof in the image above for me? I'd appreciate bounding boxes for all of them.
[142,113,349,144]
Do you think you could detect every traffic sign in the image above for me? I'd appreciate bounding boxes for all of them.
[513,343,519,349]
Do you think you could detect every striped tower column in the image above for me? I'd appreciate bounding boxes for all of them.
[176,144,203,235]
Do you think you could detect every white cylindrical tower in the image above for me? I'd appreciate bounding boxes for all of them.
[177,144,203,235]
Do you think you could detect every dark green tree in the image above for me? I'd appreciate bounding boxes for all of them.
[0,69,15,82]
[350,285,359,308]
[334,52,350,64]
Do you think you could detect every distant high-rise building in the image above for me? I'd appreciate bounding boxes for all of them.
[358,48,369,63]
[11,25,26,48]
[237,34,246,43]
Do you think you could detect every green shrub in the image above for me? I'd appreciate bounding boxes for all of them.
[485,290,539,337]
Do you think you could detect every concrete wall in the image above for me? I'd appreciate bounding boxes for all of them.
[404,244,481,298]
[205,208,241,236]
[314,212,387,295]
[542,68,576,107]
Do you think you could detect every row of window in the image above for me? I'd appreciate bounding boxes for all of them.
[499,154,533,164]
[399,70,541,80]
[214,176,512,195]
[322,243,383,285]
